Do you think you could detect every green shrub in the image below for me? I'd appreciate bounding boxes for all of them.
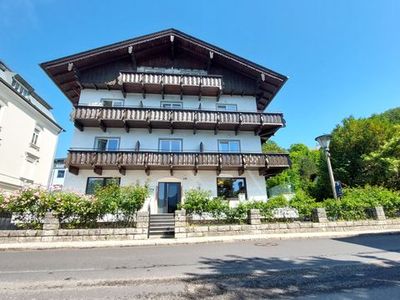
[118,184,150,224]
[206,197,229,219]
[322,186,400,220]
[181,188,212,217]
[289,191,319,220]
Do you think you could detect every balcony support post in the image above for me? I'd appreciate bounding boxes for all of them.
[214,112,220,135]
[217,154,222,175]
[179,75,183,100]
[94,166,102,176]
[194,154,199,176]
[74,121,84,132]
[118,166,126,176]
[99,120,106,132]
[68,166,79,175]
[144,152,150,176]
[198,77,203,101]
[235,113,243,136]
[120,83,127,98]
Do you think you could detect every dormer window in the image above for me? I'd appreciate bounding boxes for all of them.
[101,99,124,107]
[11,78,29,97]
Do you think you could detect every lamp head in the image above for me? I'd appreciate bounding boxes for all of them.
[315,134,332,150]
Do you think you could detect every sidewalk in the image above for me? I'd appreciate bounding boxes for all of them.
[1,228,399,251]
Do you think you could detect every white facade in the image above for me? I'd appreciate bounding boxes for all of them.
[0,61,62,192]
[64,88,269,212]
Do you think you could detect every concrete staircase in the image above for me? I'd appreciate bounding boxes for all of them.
[149,214,175,238]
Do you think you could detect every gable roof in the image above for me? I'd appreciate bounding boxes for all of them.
[41,29,287,110]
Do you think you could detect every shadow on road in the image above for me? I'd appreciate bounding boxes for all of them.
[182,246,400,298]
[333,233,400,253]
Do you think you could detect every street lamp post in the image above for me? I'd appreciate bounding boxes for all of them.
[315,134,338,199]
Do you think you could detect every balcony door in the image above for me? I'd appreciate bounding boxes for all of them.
[157,182,181,213]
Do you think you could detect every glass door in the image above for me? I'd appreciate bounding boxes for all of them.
[157,182,181,213]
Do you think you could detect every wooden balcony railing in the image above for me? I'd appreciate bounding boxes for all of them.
[118,71,223,98]
[73,106,285,138]
[66,150,290,177]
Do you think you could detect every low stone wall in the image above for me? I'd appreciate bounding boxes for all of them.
[177,219,400,238]
[0,211,150,244]
[0,227,148,243]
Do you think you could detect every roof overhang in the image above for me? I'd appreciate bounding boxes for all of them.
[41,29,287,110]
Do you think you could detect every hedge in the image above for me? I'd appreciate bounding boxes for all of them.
[0,184,149,229]
[181,186,400,223]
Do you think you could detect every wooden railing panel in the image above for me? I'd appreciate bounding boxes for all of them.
[67,151,290,171]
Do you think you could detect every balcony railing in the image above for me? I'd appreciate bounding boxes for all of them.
[73,106,285,138]
[66,150,290,177]
[118,71,223,98]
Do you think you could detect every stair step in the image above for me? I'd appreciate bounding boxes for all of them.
[150,220,175,224]
[149,229,175,235]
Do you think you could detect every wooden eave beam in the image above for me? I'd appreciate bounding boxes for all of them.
[170,35,175,60]
[127,46,137,69]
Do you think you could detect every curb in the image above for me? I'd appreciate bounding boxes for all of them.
[1,229,400,251]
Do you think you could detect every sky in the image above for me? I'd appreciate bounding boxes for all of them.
[0,0,399,157]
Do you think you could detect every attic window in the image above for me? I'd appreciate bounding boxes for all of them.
[12,78,30,97]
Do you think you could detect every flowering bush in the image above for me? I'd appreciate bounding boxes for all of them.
[0,184,149,228]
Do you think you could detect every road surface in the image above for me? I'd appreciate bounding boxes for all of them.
[0,233,400,299]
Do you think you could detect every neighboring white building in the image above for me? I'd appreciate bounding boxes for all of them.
[0,60,63,192]
[41,29,290,214]
[48,158,67,190]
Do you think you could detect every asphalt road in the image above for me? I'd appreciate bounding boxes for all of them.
[0,233,400,299]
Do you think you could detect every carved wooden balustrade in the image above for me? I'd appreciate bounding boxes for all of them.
[66,150,290,177]
[118,71,223,98]
[72,106,284,138]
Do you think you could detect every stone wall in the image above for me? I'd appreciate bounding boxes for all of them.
[0,211,149,244]
[178,219,400,238]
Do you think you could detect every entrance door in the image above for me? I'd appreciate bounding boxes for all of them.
[157,182,181,213]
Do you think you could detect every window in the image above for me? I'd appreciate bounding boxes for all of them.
[57,170,65,178]
[85,177,121,195]
[31,128,40,146]
[216,104,237,112]
[218,140,240,153]
[94,137,120,151]
[217,177,247,199]
[159,139,182,152]
[161,102,183,109]
[12,79,29,97]
[101,99,124,107]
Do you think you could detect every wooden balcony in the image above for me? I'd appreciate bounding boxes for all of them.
[66,150,290,177]
[118,71,223,98]
[73,106,285,138]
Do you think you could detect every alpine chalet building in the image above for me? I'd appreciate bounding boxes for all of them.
[41,29,290,214]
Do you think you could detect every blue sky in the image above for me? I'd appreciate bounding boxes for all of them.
[0,0,399,157]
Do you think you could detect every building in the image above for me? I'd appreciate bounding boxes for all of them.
[0,60,63,192]
[41,29,290,213]
[48,158,67,191]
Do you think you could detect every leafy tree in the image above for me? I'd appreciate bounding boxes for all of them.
[330,115,394,187]
[266,143,321,195]
[262,140,288,154]
[363,127,400,190]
